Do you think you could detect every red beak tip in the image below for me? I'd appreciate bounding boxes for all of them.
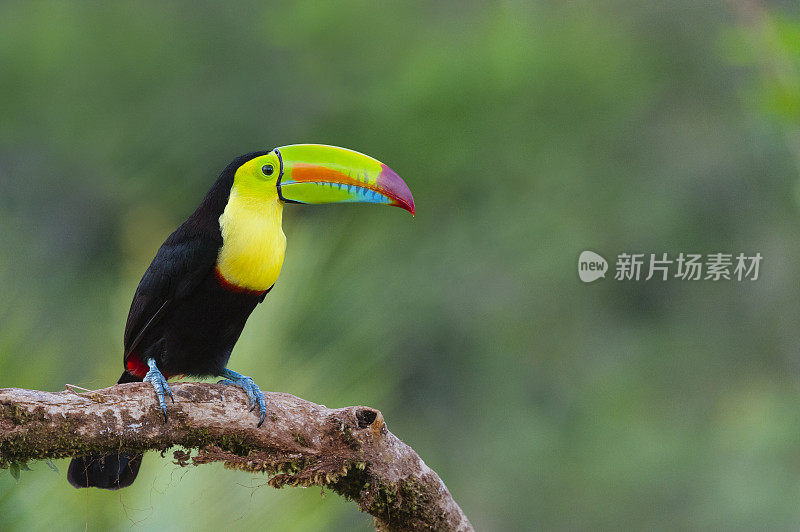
[402,194,415,216]
[397,200,415,216]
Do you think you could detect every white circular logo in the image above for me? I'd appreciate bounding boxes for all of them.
[578,251,608,283]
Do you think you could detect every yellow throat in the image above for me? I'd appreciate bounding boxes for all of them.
[216,186,287,292]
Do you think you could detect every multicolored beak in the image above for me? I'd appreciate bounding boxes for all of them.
[274,144,415,215]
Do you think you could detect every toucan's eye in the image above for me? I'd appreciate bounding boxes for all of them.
[261,164,274,176]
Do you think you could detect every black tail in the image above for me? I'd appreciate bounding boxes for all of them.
[67,371,143,489]
[67,453,143,490]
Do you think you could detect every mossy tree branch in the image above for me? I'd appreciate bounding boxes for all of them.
[0,383,472,531]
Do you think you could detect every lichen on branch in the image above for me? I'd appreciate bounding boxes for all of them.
[0,383,472,532]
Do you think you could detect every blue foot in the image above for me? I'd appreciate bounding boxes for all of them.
[143,358,173,422]
[218,368,266,427]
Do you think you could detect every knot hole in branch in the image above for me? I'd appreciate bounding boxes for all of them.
[356,408,378,429]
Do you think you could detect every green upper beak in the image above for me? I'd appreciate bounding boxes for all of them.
[274,144,415,215]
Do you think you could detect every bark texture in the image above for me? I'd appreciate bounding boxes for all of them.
[0,383,472,531]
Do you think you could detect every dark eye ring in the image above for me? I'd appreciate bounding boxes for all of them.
[262,164,274,176]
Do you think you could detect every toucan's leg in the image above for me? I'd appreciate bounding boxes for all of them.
[218,368,266,427]
[143,358,173,422]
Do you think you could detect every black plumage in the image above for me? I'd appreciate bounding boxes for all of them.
[122,150,272,379]
[67,151,271,490]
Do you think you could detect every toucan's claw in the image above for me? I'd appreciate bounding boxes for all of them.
[218,369,267,427]
[144,358,172,423]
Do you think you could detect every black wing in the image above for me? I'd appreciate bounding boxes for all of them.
[123,225,220,364]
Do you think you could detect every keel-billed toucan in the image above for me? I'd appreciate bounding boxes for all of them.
[67,145,414,489]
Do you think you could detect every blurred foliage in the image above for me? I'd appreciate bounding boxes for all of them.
[3,0,800,530]
[722,4,800,124]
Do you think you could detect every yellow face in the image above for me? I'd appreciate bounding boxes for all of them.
[215,145,415,292]
[230,151,282,202]
[217,151,287,292]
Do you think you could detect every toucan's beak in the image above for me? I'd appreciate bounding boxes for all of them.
[274,144,415,215]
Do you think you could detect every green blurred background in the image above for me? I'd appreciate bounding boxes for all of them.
[2,1,800,529]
